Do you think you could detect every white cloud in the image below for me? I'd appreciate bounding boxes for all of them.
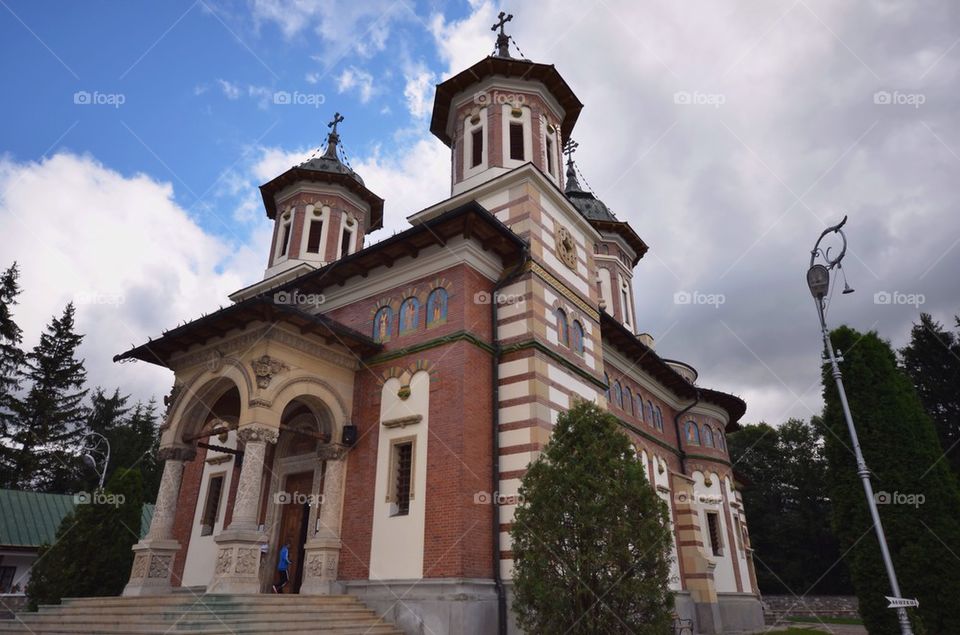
[336,66,377,103]
[403,62,435,119]
[217,79,241,100]
[0,152,267,405]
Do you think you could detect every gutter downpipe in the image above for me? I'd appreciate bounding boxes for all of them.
[491,246,531,635]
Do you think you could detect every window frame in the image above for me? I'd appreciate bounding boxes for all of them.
[199,472,226,537]
[386,436,417,517]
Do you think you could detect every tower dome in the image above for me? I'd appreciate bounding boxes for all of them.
[258,113,384,279]
[564,153,617,222]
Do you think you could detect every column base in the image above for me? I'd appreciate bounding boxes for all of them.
[123,539,181,596]
[299,537,342,595]
[207,529,267,594]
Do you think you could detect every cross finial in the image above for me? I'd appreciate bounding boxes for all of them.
[563,138,579,165]
[491,11,513,57]
[328,112,344,136]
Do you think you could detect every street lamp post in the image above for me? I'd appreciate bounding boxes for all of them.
[80,431,111,491]
[807,216,914,635]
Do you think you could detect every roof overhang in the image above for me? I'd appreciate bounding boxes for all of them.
[430,56,583,146]
[600,312,746,429]
[114,296,381,368]
[273,200,528,298]
[590,218,649,265]
[259,167,385,230]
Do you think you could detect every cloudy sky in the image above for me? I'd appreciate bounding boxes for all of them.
[1,0,957,426]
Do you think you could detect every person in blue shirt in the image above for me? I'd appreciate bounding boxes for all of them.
[273,541,292,593]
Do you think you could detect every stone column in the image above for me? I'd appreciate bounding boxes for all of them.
[123,446,195,596]
[300,443,348,595]
[208,424,278,594]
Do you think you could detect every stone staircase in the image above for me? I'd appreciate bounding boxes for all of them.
[0,594,403,634]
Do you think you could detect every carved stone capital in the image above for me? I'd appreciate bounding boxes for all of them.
[157,446,197,462]
[237,424,280,445]
[316,443,348,461]
[251,354,289,389]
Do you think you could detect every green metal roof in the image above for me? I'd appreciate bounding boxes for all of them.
[0,489,154,547]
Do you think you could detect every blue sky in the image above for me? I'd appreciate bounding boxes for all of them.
[1,0,463,237]
[2,0,959,426]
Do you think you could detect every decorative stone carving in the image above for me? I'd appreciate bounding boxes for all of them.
[237,425,280,445]
[251,354,289,389]
[216,549,233,574]
[205,349,225,373]
[131,554,148,579]
[382,414,422,429]
[235,548,258,574]
[555,226,577,269]
[316,443,348,461]
[148,555,172,578]
[163,383,182,416]
[249,397,272,408]
[307,553,324,577]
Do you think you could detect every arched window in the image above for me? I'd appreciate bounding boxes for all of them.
[685,420,700,445]
[399,297,420,334]
[637,394,646,423]
[604,373,611,401]
[373,306,393,342]
[655,406,664,431]
[555,308,569,347]
[426,288,448,327]
[647,401,654,427]
[571,320,584,355]
[613,381,623,409]
[717,431,726,451]
[624,388,633,415]
[702,425,715,448]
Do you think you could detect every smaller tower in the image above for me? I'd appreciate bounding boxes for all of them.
[258,113,384,279]
[563,141,647,332]
[429,15,583,195]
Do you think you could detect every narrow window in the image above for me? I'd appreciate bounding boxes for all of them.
[509,123,524,161]
[734,516,744,552]
[471,128,483,168]
[545,135,555,175]
[340,228,352,257]
[613,381,623,409]
[706,512,724,556]
[686,420,700,444]
[200,474,224,536]
[393,442,413,516]
[703,425,715,448]
[279,221,292,257]
[306,219,323,254]
[555,308,569,346]
[0,566,15,594]
[571,320,584,355]
[625,388,633,415]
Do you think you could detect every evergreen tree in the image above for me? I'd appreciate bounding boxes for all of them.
[728,419,850,594]
[820,326,960,635]
[510,400,674,634]
[0,262,26,485]
[10,303,88,492]
[900,313,960,479]
[26,468,144,609]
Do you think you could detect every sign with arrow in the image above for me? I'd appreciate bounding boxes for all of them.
[886,597,919,609]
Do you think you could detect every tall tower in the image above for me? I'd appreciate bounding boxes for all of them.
[258,113,384,279]
[429,12,583,196]
[563,144,647,332]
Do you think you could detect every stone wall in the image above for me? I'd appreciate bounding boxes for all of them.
[762,595,860,622]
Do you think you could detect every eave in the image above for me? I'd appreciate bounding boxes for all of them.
[430,56,583,146]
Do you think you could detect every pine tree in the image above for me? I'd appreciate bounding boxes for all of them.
[510,400,674,634]
[821,326,960,634]
[0,262,26,486]
[728,419,850,594]
[10,303,89,492]
[26,467,144,609]
[900,313,960,479]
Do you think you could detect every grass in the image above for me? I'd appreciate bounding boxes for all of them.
[785,615,864,625]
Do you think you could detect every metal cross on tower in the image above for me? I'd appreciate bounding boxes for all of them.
[563,138,579,166]
[328,112,344,136]
[491,11,513,57]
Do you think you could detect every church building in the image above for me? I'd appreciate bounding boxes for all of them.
[113,17,764,634]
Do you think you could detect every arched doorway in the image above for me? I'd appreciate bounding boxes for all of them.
[264,396,334,594]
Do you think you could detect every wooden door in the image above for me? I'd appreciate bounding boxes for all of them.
[276,471,313,593]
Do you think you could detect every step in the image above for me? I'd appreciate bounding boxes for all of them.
[0,628,400,635]
[8,618,399,631]
[39,606,378,618]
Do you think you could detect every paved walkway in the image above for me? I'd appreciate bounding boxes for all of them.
[762,621,868,634]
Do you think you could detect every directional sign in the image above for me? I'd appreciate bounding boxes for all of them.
[886,596,919,609]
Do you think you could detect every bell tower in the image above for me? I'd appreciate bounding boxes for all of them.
[258,113,384,280]
[429,12,584,196]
